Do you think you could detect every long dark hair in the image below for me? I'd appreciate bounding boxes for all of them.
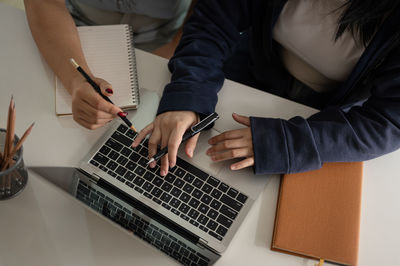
[274,0,400,46]
[336,0,399,46]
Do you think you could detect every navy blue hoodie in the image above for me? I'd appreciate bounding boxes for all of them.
[157,0,400,175]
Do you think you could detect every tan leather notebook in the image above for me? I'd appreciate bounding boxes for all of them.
[271,162,363,266]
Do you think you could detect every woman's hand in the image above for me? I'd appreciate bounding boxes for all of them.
[207,113,254,170]
[70,76,122,130]
[132,111,199,176]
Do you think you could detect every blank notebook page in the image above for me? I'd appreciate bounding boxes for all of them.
[55,24,138,115]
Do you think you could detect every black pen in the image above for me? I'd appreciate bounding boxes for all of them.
[147,112,219,164]
[69,58,137,132]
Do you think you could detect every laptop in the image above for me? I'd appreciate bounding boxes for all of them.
[31,89,270,265]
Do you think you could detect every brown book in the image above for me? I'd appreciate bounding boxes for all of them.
[271,162,363,266]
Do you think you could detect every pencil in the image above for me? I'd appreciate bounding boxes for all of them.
[69,58,137,132]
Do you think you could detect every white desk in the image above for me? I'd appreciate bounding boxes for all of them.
[1,3,399,266]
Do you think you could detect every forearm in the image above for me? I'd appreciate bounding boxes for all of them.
[24,0,91,94]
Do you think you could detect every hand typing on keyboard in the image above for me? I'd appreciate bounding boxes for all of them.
[132,111,199,176]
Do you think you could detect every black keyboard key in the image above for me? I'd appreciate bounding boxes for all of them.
[216,225,228,237]
[227,188,239,198]
[198,203,209,214]
[220,204,238,220]
[218,182,229,193]
[183,183,194,194]
[138,157,148,167]
[151,187,163,198]
[178,203,190,214]
[160,192,172,203]
[173,178,184,188]
[126,129,136,139]
[117,155,128,166]
[170,187,181,198]
[210,188,222,199]
[198,259,208,266]
[126,182,134,188]
[189,219,199,227]
[171,209,180,216]
[180,214,190,221]
[179,192,190,203]
[162,203,171,210]
[174,167,186,178]
[106,161,118,171]
[237,193,248,204]
[143,171,155,182]
[134,186,143,194]
[188,209,200,220]
[208,231,223,241]
[210,199,222,210]
[134,166,145,176]
[189,253,199,263]
[143,182,154,192]
[177,157,208,181]
[217,214,233,228]
[170,198,181,208]
[105,138,123,152]
[207,208,218,220]
[139,147,148,157]
[108,150,119,160]
[133,176,145,187]
[152,177,163,187]
[117,124,128,133]
[121,147,132,157]
[153,198,162,205]
[207,176,220,187]
[90,160,99,167]
[192,189,203,199]
[188,198,200,209]
[115,166,127,176]
[124,171,135,182]
[201,183,212,194]
[161,182,173,193]
[165,173,176,184]
[200,194,212,205]
[92,153,109,165]
[99,165,108,172]
[129,152,140,162]
[199,225,208,233]
[192,178,204,189]
[111,131,133,147]
[99,146,111,156]
[108,171,117,178]
[143,192,152,199]
[197,214,209,225]
[183,173,195,183]
[125,161,136,171]
[206,220,218,231]
[220,194,243,212]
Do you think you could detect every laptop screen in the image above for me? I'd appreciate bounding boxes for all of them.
[29,167,220,266]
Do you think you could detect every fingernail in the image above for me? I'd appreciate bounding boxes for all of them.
[231,165,237,170]
[150,162,156,168]
[105,88,113,94]
[118,112,128,117]
[160,170,166,176]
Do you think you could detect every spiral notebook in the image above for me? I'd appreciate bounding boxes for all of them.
[55,24,139,116]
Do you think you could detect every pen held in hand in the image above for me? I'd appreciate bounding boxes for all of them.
[69,58,137,132]
[147,112,219,165]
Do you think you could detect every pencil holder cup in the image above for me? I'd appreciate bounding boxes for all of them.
[0,128,28,200]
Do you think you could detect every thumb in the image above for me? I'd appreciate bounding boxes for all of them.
[185,133,200,158]
[232,112,250,127]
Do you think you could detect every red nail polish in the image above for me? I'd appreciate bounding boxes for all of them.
[105,88,113,94]
[118,111,128,117]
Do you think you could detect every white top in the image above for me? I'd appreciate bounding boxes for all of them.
[273,0,365,92]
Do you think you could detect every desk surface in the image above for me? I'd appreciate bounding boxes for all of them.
[1,3,400,266]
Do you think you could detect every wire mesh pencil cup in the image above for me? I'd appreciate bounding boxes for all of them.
[0,128,28,200]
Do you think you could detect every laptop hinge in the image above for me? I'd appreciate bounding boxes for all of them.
[90,172,101,183]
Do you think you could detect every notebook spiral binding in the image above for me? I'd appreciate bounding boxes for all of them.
[125,25,140,107]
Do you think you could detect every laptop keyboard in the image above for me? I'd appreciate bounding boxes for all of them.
[76,180,210,266]
[89,124,249,241]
